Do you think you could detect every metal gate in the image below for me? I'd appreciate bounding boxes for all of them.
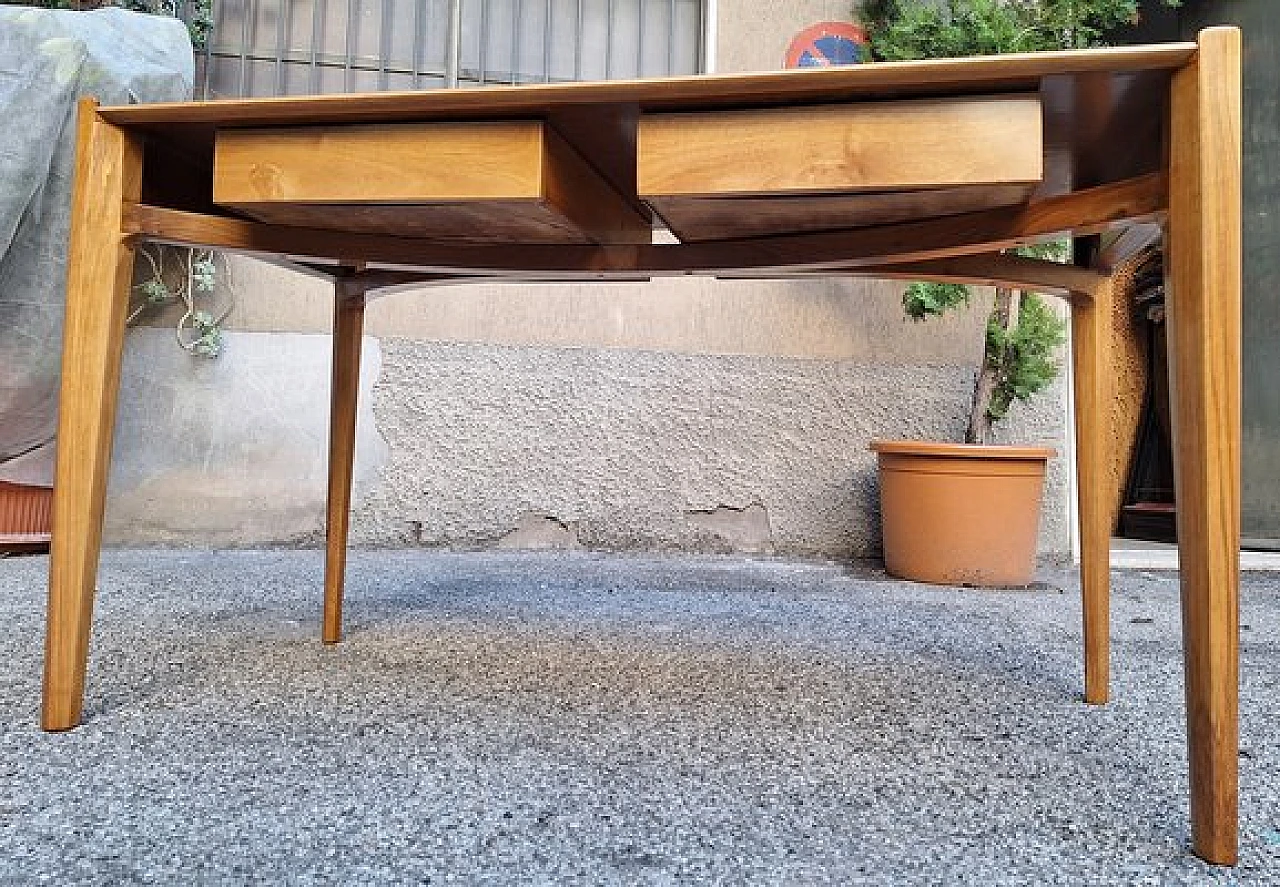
[198,0,707,98]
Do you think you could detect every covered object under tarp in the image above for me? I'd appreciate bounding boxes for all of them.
[0,6,192,487]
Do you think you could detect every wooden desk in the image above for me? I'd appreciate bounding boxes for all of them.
[43,29,1242,864]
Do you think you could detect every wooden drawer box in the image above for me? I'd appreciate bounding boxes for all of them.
[637,95,1043,241]
[214,121,650,244]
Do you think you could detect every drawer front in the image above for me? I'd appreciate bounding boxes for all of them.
[214,121,650,244]
[638,95,1043,197]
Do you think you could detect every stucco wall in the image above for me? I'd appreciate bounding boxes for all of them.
[349,338,1069,558]
[106,0,1074,559]
[103,328,387,546]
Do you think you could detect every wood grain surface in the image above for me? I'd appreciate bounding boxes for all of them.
[124,173,1164,278]
[99,44,1195,128]
[323,284,365,645]
[42,102,143,731]
[215,122,650,244]
[638,96,1042,197]
[1166,26,1243,866]
[1071,271,1114,705]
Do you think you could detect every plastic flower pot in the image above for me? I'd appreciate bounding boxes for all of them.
[871,440,1055,587]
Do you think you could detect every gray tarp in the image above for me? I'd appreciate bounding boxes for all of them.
[0,6,192,486]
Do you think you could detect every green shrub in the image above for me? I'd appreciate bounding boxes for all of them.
[860,0,1177,442]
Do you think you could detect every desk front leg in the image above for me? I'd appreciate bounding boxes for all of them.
[1070,276,1113,705]
[1167,26,1242,866]
[322,284,366,644]
[42,102,142,731]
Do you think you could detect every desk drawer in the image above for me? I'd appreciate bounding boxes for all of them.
[213,121,649,244]
[637,95,1042,241]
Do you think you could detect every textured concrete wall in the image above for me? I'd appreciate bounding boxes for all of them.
[349,340,1070,558]
[107,306,1070,559]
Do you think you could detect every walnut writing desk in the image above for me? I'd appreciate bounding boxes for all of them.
[44,28,1242,864]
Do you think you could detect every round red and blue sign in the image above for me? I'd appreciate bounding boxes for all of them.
[784,22,872,69]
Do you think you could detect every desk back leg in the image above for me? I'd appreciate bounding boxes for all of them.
[322,283,366,644]
[42,102,142,731]
[1071,276,1113,705]
[1167,26,1242,866]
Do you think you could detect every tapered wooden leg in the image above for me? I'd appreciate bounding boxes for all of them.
[1071,276,1113,705]
[42,101,142,731]
[322,284,366,644]
[1167,27,1242,866]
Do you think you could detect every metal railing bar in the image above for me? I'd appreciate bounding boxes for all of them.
[573,0,582,80]
[208,48,447,77]
[542,0,551,82]
[200,0,219,97]
[343,0,356,91]
[458,69,569,83]
[411,0,423,86]
[445,0,462,86]
[605,0,613,78]
[699,0,713,72]
[206,51,586,85]
[238,0,251,95]
[273,0,287,93]
[309,0,323,92]
[477,0,488,85]
[201,0,704,96]
[637,0,645,77]
[510,0,520,87]
[667,0,675,74]
[206,53,582,85]
[378,0,392,89]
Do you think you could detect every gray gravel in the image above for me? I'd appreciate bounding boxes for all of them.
[1,549,1277,886]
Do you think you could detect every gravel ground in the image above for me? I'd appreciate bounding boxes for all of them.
[0,549,1277,886]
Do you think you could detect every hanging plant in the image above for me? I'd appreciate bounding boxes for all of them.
[128,245,235,358]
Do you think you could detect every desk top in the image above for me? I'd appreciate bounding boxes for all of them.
[107,39,1205,283]
[104,42,1194,128]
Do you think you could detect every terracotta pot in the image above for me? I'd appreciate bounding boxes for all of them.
[0,481,53,547]
[871,440,1055,587]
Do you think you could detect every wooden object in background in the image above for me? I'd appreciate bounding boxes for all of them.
[1119,251,1178,543]
[1106,249,1159,534]
[0,482,53,548]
